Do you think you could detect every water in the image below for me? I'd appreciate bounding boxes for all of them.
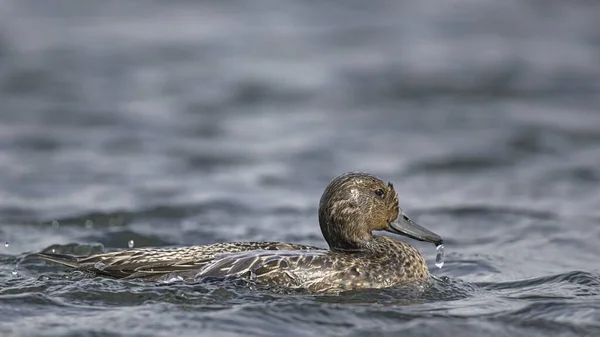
[435,244,445,268]
[1,0,600,336]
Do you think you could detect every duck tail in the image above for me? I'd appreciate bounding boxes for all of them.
[36,252,82,269]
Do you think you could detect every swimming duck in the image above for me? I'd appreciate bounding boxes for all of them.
[37,172,443,293]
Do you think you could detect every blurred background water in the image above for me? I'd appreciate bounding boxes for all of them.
[1,0,600,336]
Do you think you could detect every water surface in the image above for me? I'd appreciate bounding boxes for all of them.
[1,1,600,336]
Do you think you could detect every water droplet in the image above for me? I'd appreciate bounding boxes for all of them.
[85,220,94,229]
[11,269,18,276]
[94,261,106,271]
[248,270,258,281]
[51,220,59,228]
[4,242,8,248]
[128,240,134,249]
[435,244,445,268]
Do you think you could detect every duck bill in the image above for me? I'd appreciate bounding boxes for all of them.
[387,213,443,246]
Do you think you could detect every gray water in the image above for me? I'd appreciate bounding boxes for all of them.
[1,1,600,336]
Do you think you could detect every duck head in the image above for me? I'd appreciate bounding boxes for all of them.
[318,172,443,251]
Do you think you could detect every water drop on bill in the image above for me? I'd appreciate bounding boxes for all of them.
[435,244,445,268]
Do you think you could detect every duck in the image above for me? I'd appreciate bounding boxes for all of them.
[36,172,443,293]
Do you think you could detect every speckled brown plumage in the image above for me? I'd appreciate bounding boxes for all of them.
[37,172,443,293]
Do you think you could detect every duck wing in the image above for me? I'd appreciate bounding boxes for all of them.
[36,242,323,280]
[193,249,348,291]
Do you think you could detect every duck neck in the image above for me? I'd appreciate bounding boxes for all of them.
[320,217,375,253]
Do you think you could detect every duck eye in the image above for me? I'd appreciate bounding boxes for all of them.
[374,189,385,197]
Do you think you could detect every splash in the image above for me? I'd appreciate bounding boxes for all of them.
[160,275,184,284]
[435,244,445,268]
